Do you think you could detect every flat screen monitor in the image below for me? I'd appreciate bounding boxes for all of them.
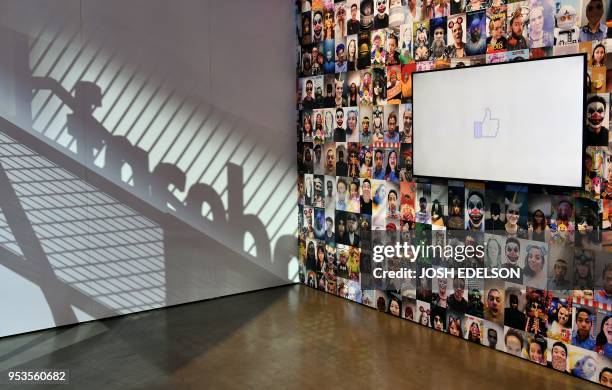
[412,54,586,188]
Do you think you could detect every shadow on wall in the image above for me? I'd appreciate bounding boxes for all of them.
[0,17,296,337]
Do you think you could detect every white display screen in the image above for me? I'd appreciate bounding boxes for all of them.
[412,55,585,188]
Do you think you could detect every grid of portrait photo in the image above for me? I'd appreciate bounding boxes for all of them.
[296,0,612,385]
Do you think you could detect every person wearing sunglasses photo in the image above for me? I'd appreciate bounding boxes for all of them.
[333,108,346,142]
[504,198,527,239]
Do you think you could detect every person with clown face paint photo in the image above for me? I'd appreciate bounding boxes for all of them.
[585,94,609,146]
[465,191,485,232]
[313,10,325,43]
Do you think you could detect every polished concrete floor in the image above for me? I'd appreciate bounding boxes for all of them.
[0,284,600,389]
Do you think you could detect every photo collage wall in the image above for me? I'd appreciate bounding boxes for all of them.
[296,0,612,385]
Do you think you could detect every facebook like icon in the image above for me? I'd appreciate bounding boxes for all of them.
[474,108,500,138]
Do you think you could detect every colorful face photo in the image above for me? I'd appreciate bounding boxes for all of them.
[414,21,431,60]
[553,0,579,45]
[418,0,433,20]
[447,14,467,58]
[358,69,373,106]
[546,296,573,343]
[360,175,374,210]
[465,0,486,12]
[434,0,451,18]
[415,183,432,225]
[466,10,487,55]
[323,8,335,40]
[335,2,348,38]
[358,31,373,68]
[525,335,548,365]
[464,315,484,343]
[336,38,348,73]
[402,296,417,320]
[371,29,388,66]
[446,186,464,230]
[389,0,407,27]
[371,179,388,229]
[347,279,362,302]
[503,326,527,357]
[430,304,447,331]
[377,105,394,140]
[359,105,373,143]
[568,346,601,382]
[401,63,416,101]
[372,68,387,105]
[347,0,361,35]
[400,181,417,222]
[347,71,361,108]
[484,320,504,350]
[399,102,413,144]
[360,0,375,32]
[386,66,402,104]
[447,311,464,336]
[417,301,432,326]
[486,6,508,53]
[373,0,390,30]
[585,93,609,146]
[385,28,400,66]
[430,17,449,60]
[484,281,505,325]
[302,77,316,110]
[416,60,435,70]
[313,10,325,43]
[323,39,336,74]
[399,24,414,66]
[371,105,385,142]
[528,0,554,48]
[346,108,360,142]
[385,174,400,222]
[313,109,327,144]
[335,175,349,212]
[466,279,484,317]
[303,11,313,45]
[580,0,607,38]
[429,184,447,229]
[347,35,359,70]
[299,143,315,174]
[450,0,466,15]
[504,188,528,231]
[574,198,600,247]
[346,144,361,180]
[465,189,485,231]
[507,2,531,50]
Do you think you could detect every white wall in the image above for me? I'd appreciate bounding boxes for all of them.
[0,0,297,337]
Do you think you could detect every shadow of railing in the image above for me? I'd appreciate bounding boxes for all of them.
[0,111,296,333]
[0,22,297,338]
